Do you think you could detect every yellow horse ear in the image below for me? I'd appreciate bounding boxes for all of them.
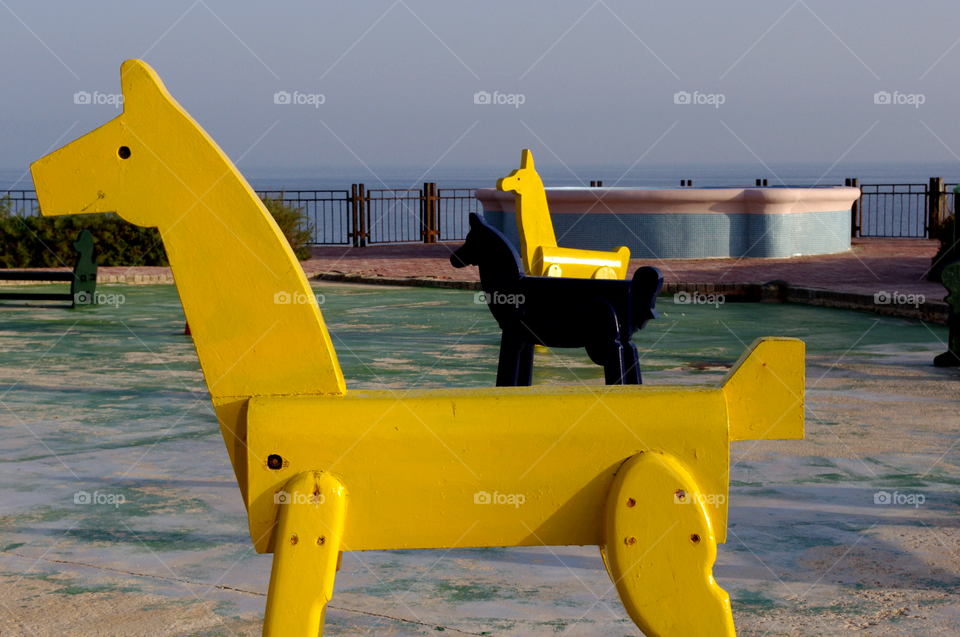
[119,59,174,112]
[520,148,535,170]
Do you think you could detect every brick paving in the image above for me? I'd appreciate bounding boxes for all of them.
[300,238,944,300]
[1,238,945,303]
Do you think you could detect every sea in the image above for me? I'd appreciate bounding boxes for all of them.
[4,161,960,193]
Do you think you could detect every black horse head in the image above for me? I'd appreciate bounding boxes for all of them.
[450,213,523,283]
[630,266,663,332]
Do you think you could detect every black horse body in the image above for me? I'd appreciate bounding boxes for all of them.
[451,213,662,386]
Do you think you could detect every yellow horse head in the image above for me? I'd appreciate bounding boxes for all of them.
[30,59,345,434]
[496,148,543,196]
[32,60,241,230]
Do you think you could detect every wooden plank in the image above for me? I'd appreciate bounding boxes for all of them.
[0,271,74,281]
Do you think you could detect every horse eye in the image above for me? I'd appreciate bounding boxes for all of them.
[118,146,131,159]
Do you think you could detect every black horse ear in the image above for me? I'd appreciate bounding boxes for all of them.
[469,212,482,228]
[632,266,663,327]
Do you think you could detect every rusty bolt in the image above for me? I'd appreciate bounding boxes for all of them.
[675,489,687,503]
[626,497,636,508]
[689,534,701,545]
[625,536,637,546]
[267,454,283,470]
[317,535,326,546]
[290,533,299,546]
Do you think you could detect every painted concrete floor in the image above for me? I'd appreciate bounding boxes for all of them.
[0,283,958,636]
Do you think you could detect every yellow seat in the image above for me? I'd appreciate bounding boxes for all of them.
[497,149,631,278]
[31,60,805,637]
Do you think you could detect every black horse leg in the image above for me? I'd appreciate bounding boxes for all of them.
[584,299,627,384]
[517,339,535,386]
[935,312,960,367]
[621,340,642,385]
[496,328,527,386]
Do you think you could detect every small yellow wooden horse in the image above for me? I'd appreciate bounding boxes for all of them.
[497,149,631,279]
[31,60,804,637]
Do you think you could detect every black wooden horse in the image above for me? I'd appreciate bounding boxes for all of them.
[451,213,662,386]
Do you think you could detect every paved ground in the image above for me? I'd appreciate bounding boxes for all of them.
[0,284,958,636]
[298,238,945,300]
[3,238,945,303]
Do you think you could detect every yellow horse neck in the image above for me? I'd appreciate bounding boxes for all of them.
[515,172,557,250]
[161,172,347,403]
[29,59,346,404]
[497,150,558,273]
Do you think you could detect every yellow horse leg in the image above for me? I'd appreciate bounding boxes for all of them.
[603,453,736,637]
[263,471,347,637]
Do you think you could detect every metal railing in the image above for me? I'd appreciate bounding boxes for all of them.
[19,177,959,242]
[0,191,40,217]
[256,190,351,245]
[1,187,480,245]
[857,183,929,237]
[364,188,425,244]
[852,179,959,239]
[437,188,481,242]
[256,185,481,245]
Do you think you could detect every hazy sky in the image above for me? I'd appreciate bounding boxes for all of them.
[2,1,960,177]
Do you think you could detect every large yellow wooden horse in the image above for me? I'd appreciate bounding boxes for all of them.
[31,60,805,637]
[497,149,631,278]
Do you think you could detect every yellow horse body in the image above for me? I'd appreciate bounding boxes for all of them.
[31,60,805,637]
[496,149,631,279]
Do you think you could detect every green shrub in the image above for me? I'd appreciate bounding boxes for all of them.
[0,193,315,267]
[262,194,313,261]
[0,211,168,268]
[930,193,957,282]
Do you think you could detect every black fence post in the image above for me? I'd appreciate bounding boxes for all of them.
[434,183,441,241]
[349,184,368,247]
[420,184,427,243]
[928,177,944,239]
[350,184,359,247]
[847,178,861,238]
[359,183,367,247]
[421,182,438,244]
